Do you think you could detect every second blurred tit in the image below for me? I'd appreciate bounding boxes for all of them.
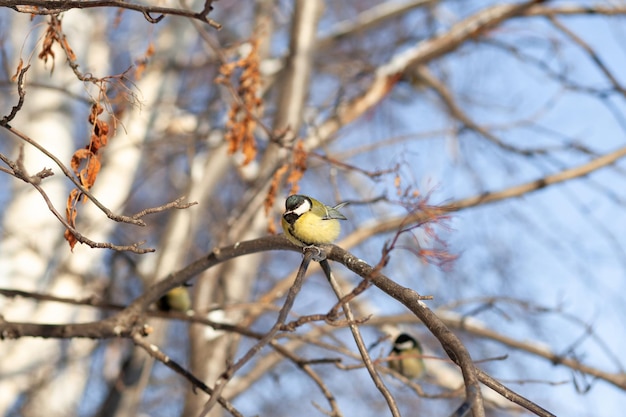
[157,286,191,313]
[389,333,425,379]
[281,194,347,246]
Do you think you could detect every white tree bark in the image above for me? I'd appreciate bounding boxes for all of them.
[0,12,89,416]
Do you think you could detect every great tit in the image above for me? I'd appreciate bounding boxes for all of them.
[281,194,348,247]
[389,333,425,379]
[156,286,191,313]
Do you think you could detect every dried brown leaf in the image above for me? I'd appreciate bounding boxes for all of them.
[286,141,307,195]
[11,59,24,82]
[265,164,289,215]
[70,149,92,176]
[38,21,57,72]
[64,189,81,250]
[83,156,101,189]
[64,228,78,251]
[222,39,262,166]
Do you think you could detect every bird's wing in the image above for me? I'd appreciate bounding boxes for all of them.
[324,202,348,220]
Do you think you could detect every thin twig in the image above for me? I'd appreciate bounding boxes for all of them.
[548,15,626,95]
[476,368,556,417]
[412,64,546,155]
[276,340,344,417]
[0,64,29,127]
[130,196,198,218]
[5,125,144,226]
[3,145,154,253]
[320,259,401,417]
[198,248,315,417]
[281,312,369,331]
[131,334,243,417]
[326,246,486,417]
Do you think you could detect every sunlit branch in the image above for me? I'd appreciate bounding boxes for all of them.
[310,0,546,149]
[526,4,626,17]
[367,311,626,392]
[340,144,626,249]
[317,0,436,49]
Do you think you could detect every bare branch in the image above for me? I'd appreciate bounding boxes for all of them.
[548,16,626,95]
[130,196,198,219]
[0,235,558,414]
[325,245,486,417]
[2,126,196,251]
[318,0,437,49]
[198,247,316,417]
[0,64,29,127]
[341,144,626,249]
[311,0,547,147]
[5,125,147,226]
[476,369,556,417]
[437,312,626,391]
[526,4,626,17]
[3,0,222,28]
[0,146,154,253]
[321,259,403,417]
[132,334,244,417]
[412,65,548,155]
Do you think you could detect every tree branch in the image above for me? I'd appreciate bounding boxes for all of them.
[321,259,402,417]
[341,144,626,249]
[2,0,221,28]
[0,235,556,415]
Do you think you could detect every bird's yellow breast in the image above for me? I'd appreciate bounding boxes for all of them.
[283,211,341,246]
[389,352,425,379]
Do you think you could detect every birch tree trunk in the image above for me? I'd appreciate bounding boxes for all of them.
[0,11,97,416]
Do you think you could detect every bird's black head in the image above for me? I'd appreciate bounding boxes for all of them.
[285,195,310,211]
[393,333,419,352]
[283,195,312,225]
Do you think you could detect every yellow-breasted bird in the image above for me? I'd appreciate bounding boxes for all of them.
[389,333,425,379]
[281,194,348,246]
[156,286,191,313]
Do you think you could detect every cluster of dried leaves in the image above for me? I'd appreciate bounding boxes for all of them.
[215,38,310,232]
[38,15,75,74]
[264,140,308,234]
[216,39,263,166]
[30,16,112,249]
[64,104,109,249]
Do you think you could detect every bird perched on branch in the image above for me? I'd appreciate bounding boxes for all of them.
[389,333,425,379]
[281,194,348,247]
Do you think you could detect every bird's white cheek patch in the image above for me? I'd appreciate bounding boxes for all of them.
[396,341,414,350]
[292,199,311,216]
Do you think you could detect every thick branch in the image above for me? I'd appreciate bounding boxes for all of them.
[311,0,546,148]
[0,236,554,415]
[325,245,485,416]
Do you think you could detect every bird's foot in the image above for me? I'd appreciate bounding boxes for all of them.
[303,245,326,261]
